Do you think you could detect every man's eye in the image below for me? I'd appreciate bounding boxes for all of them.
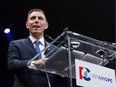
[38,17,44,20]
[30,16,36,20]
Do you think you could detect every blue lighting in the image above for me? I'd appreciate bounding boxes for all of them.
[4,28,13,42]
[4,28,10,34]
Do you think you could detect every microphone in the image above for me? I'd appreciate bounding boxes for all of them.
[45,34,54,41]
[45,34,65,43]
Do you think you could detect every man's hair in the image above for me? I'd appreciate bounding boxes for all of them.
[27,8,47,21]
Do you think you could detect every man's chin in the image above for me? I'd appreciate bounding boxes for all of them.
[32,32,42,35]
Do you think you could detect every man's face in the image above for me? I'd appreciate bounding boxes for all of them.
[26,11,48,35]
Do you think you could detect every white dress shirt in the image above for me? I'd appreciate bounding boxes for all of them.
[29,35,45,59]
[28,35,46,70]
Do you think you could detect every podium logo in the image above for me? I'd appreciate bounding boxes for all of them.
[79,66,91,81]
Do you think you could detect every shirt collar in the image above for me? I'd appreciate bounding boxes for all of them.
[29,35,45,46]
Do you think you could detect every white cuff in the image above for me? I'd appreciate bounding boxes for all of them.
[27,61,37,70]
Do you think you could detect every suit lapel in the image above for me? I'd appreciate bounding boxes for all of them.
[24,38,57,58]
[24,37,37,57]
[44,41,58,57]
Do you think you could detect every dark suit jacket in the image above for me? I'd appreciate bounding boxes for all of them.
[7,37,58,87]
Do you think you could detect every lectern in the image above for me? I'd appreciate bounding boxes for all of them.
[28,30,116,87]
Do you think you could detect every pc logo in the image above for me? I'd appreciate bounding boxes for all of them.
[79,66,91,81]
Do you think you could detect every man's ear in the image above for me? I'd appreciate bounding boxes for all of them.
[45,22,48,30]
[26,22,29,29]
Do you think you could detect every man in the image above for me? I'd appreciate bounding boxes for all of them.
[7,9,58,87]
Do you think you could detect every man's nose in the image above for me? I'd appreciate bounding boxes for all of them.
[35,18,39,23]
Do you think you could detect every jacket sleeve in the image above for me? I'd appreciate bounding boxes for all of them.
[7,41,30,74]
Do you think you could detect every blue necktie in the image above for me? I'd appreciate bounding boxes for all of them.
[35,40,42,59]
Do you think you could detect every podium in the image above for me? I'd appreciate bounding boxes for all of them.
[28,30,116,87]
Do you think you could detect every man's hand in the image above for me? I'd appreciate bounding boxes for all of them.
[34,58,48,68]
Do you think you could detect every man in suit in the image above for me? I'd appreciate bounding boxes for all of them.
[7,8,59,87]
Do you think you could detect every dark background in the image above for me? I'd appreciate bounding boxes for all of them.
[0,0,115,87]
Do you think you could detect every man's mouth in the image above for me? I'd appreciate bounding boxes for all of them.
[32,25,41,28]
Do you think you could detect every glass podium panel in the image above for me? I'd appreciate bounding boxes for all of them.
[28,30,116,79]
